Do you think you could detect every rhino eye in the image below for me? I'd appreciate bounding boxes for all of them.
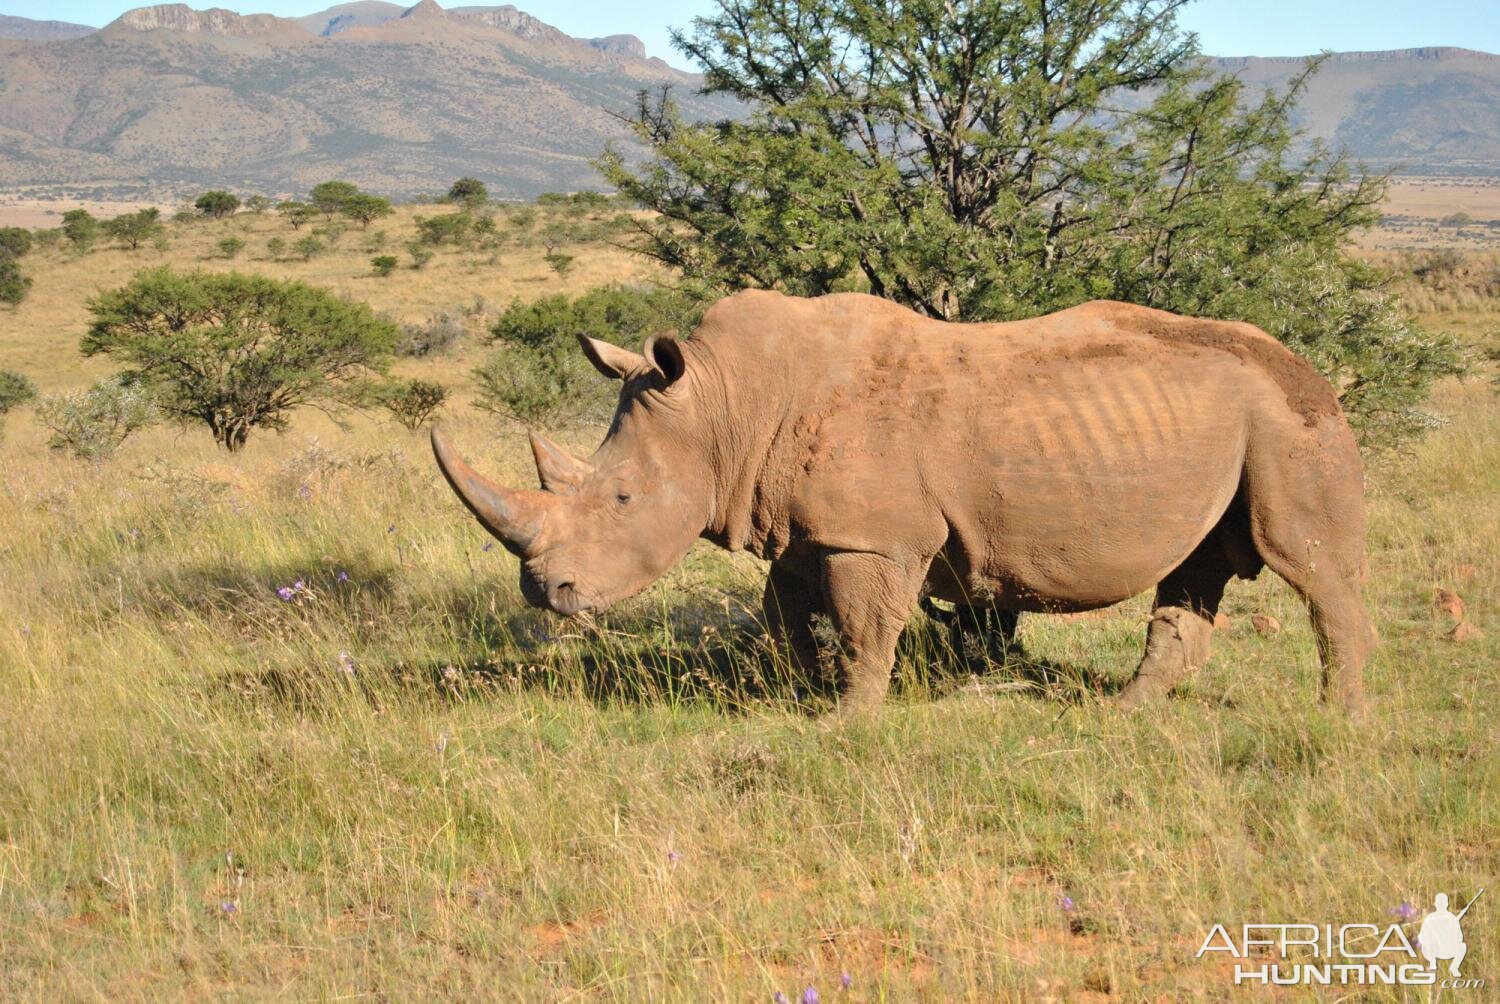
[616,493,632,505]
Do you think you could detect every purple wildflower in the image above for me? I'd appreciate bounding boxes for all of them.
[1390,901,1418,921]
[293,579,306,592]
[773,994,788,1004]
[802,988,819,1004]
[220,900,238,914]
[337,650,356,676]
[297,483,312,500]
[667,849,681,866]
[335,570,350,583]
[1059,895,1076,913]
[841,973,852,990]
[276,586,296,602]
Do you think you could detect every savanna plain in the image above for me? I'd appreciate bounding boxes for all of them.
[0,199,1495,1000]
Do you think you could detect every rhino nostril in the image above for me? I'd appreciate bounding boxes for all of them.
[556,581,575,594]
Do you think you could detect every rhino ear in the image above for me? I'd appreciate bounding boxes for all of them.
[577,333,645,380]
[643,332,685,386]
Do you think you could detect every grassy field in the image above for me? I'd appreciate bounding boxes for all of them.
[0,208,1495,1000]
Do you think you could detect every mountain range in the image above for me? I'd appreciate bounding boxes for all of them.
[0,3,1497,199]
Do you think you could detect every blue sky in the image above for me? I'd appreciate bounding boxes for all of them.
[5,0,1497,68]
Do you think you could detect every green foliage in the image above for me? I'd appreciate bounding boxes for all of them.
[341,193,394,228]
[473,284,699,427]
[0,257,30,306]
[292,235,325,261]
[194,190,240,219]
[103,208,164,251]
[1439,212,1473,228]
[310,180,361,219]
[447,177,489,207]
[379,377,448,430]
[33,376,156,460]
[217,237,246,259]
[81,268,397,451]
[61,209,98,251]
[0,369,37,413]
[407,243,435,270]
[543,251,575,278]
[603,0,1464,449]
[415,213,471,246]
[0,227,33,259]
[370,255,398,277]
[244,195,273,214]
[277,201,317,230]
[266,236,286,260]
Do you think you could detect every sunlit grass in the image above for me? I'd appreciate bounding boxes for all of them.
[0,232,1494,998]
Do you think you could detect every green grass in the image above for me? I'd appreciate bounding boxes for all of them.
[0,235,1495,998]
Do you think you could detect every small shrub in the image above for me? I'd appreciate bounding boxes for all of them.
[292,235,324,261]
[266,236,286,260]
[244,195,273,214]
[544,251,575,278]
[61,209,98,251]
[0,257,31,306]
[473,284,701,426]
[0,227,33,259]
[396,311,466,356]
[34,377,156,460]
[218,237,247,259]
[0,369,37,413]
[371,255,398,277]
[415,213,471,246]
[380,378,448,430]
[277,201,316,229]
[407,244,434,270]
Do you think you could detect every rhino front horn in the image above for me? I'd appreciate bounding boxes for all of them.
[431,426,553,555]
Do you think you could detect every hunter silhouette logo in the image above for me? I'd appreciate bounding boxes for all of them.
[1420,890,1482,978]
[1196,888,1486,988]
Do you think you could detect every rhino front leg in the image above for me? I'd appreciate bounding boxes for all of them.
[820,551,928,713]
[761,557,824,680]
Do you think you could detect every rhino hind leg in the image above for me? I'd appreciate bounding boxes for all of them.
[762,558,826,682]
[1116,533,1237,709]
[923,599,1022,668]
[1241,420,1376,719]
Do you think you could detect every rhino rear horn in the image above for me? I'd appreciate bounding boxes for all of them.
[431,426,553,555]
[528,429,592,493]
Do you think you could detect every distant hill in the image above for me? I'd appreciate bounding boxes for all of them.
[1205,48,1500,176]
[0,1,723,199]
[0,5,1495,200]
[0,13,96,40]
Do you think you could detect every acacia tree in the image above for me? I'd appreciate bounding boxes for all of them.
[601,0,1463,448]
[311,180,361,219]
[103,207,164,250]
[194,190,241,218]
[82,268,397,451]
[340,193,394,228]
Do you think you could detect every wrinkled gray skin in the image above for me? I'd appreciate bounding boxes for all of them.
[433,290,1376,716]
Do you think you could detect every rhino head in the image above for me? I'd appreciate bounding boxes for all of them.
[431,332,712,616]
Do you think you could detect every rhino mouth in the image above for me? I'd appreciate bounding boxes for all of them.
[547,581,592,616]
